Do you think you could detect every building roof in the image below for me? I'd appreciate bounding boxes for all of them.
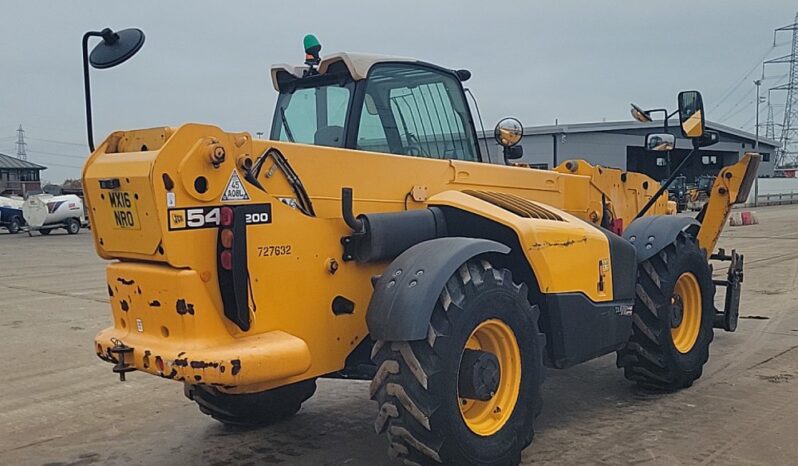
[478,120,779,149]
[0,152,46,170]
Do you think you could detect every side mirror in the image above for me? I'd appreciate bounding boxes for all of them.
[494,117,524,148]
[697,130,720,148]
[678,90,705,139]
[504,145,524,160]
[630,103,652,123]
[645,133,675,151]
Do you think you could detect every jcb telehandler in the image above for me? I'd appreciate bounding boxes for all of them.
[83,29,759,465]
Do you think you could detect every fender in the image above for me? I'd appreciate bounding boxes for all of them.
[366,237,509,341]
[623,215,700,262]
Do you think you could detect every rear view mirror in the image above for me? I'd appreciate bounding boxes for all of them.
[494,118,524,148]
[645,133,675,151]
[697,130,720,148]
[678,91,705,139]
[504,145,524,160]
[630,103,652,123]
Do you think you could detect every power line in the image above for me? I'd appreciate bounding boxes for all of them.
[27,149,87,160]
[709,45,780,114]
[35,160,83,169]
[26,136,87,147]
[717,87,756,121]
[719,98,755,123]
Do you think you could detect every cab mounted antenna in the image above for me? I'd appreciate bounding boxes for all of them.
[303,34,322,77]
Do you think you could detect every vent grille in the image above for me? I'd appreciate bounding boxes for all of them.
[463,190,564,221]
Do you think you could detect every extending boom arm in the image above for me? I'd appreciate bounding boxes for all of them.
[696,152,761,254]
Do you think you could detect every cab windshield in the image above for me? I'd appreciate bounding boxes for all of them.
[357,64,478,161]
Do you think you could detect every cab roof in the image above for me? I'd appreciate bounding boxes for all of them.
[270,52,420,91]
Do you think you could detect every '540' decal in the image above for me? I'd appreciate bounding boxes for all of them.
[168,204,272,230]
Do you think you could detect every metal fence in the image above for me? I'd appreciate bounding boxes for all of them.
[746,178,798,207]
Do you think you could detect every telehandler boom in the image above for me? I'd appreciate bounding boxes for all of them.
[83,31,759,466]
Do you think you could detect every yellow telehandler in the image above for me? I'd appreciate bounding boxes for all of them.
[83,29,759,465]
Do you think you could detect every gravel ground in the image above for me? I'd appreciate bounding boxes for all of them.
[1,205,797,465]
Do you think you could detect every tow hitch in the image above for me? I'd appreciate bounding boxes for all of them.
[711,248,744,332]
[109,338,135,381]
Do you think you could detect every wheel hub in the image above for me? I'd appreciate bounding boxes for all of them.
[671,294,684,328]
[458,349,501,401]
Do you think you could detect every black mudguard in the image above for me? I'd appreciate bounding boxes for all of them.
[366,237,510,341]
[623,215,700,262]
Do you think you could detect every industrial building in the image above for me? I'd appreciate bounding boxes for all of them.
[478,120,778,179]
[0,152,46,196]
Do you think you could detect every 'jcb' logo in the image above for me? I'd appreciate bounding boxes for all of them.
[169,210,186,230]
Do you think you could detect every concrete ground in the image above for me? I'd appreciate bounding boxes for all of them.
[1,205,797,466]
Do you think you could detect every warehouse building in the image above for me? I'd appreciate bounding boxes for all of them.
[478,120,778,179]
[0,153,46,196]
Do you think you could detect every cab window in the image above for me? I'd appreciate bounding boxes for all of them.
[273,81,353,147]
[356,64,478,161]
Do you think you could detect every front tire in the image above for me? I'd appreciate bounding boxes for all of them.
[617,231,715,391]
[370,260,545,466]
[8,217,21,234]
[185,379,317,427]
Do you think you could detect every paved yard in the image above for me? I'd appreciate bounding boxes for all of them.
[1,205,797,465]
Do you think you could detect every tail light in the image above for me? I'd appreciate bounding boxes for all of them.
[220,250,233,270]
[219,208,234,270]
[220,229,234,249]
[220,206,234,226]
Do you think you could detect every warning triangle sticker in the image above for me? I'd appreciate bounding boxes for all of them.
[221,170,250,202]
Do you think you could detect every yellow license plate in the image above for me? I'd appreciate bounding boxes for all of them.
[107,191,141,230]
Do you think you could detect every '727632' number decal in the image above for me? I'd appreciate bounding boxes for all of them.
[257,245,292,257]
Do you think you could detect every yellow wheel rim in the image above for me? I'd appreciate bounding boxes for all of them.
[458,319,521,436]
[671,272,702,353]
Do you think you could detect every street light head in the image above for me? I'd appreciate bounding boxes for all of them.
[89,28,145,69]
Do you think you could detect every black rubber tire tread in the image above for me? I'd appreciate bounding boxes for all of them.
[65,218,80,235]
[8,218,20,234]
[617,231,715,391]
[370,260,545,466]
[184,379,317,427]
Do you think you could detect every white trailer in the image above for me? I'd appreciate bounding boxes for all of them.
[22,194,87,235]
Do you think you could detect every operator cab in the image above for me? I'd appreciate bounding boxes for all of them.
[270,51,482,162]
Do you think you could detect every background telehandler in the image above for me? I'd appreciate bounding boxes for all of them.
[82,29,759,465]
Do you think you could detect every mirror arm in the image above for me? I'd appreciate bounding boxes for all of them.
[635,141,700,219]
[82,30,105,153]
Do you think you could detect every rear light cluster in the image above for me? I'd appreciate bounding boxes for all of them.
[220,207,234,270]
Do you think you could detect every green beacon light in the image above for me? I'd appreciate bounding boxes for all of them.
[304,34,321,66]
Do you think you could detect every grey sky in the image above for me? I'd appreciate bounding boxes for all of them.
[1,0,795,182]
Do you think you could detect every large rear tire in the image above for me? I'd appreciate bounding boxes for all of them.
[370,260,544,466]
[617,231,715,391]
[185,379,317,427]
